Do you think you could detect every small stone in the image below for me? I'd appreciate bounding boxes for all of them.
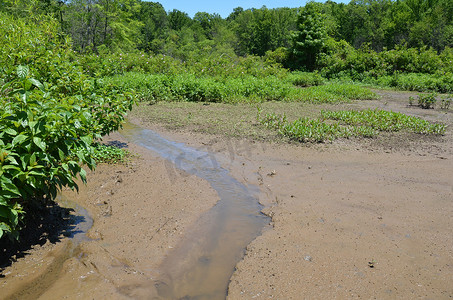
[267,170,277,176]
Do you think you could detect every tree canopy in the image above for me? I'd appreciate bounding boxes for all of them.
[1,0,451,63]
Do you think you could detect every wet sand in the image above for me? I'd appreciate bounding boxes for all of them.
[147,118,453,299]
[1,136,220,299]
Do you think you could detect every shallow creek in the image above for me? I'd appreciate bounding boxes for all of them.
[119,121,270,299]
[2,122,269,300]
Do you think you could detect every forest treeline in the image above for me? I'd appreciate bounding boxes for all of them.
[1,0,452,60]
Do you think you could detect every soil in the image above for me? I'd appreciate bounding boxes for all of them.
[1,89,452,299]
[1,138,220,299]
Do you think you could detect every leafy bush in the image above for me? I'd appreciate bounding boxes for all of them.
[440,95,452,110]
[318,42,453,92]
[286,71,324,87]
[367,73,453,93]
[417,93,437,109]
[320,43,453,78]
[0,14,133,241]
[79,50,288,80]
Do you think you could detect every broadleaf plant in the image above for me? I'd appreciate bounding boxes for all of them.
[0,13,134,241]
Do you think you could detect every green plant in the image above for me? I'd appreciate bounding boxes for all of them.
[78,143,130,164]
[290,2,327,71]
[258,109,445,144]
[418,93,437,109]
[286,71,324,87]
[321,109,445,134]
[0,14,134,241]
[258,112,377,142]
[440,95,452,110]
[1,67,94,239]
[408,96,415,106]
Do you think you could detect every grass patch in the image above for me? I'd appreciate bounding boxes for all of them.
[321,109,446,134]
[258,109,445,143]
[75,143,130,164]
[259,112,377,142]
[92,143,130,164]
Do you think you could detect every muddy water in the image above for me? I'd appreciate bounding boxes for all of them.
[120,122,270,300]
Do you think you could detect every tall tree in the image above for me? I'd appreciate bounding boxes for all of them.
[135,1,168,52]
[231,6,298,56]
[168,9,192,31]
[290,1,327,70]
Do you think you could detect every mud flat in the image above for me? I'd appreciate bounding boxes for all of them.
[129,89,453,299]
[2,89,453,299]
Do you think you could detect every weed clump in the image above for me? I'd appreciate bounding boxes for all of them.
[417,93,437,109]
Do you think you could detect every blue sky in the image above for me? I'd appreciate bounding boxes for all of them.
[155,0,349,18]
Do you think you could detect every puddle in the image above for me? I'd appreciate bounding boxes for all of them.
[55,194,94,243]
[120,121,270,300]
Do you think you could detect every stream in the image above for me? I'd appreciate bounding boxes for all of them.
[120,121,270,300]
[2,122,269,300]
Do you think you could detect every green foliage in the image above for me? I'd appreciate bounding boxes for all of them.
[259,112,376,143]
[106,72,378,104]
[290,2,328,70]
[319,42,453,92]
[286,71,324,87]
[440,95,452,110]
[367,73,453,93]
[4,0,452,63]
[105,72,294,103]
[321,109,446,134]
[0,13,134,241]
[65,0,143,52]
[417,93,437,109]
[0,66,95,239]
[77,143,130,164]
[231,7,298,56]
[258,109,445,143]
[320,43,453,78]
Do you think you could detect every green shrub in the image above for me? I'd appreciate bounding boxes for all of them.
[417,93,437,109]
[286,71,324,87]
[440,95,452,110]
[0,14,133,241]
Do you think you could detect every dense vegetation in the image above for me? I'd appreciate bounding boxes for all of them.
[0,12,133,241]
[0,0,451,242]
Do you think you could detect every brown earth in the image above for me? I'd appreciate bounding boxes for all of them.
[0,137,220,299]
[1,89,452,299]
